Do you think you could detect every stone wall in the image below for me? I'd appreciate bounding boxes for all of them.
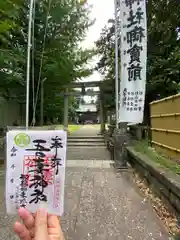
[0,96,25,128]
[126,146,180,215]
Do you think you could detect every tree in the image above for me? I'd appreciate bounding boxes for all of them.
[0,0,21,37]
[95,19,116,116]
[96,0,180,123]
[0,0,95,124]
[0,0,25,101]
[38,0,95,123]
[146,0,180,100]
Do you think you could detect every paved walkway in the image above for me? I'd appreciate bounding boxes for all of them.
[63,125,169,239]
[0,125,170,239]
[63,160,170,240]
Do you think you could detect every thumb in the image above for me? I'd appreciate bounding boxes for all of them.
[35,208,48,240]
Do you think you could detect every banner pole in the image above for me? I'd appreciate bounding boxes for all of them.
[114,0,119,129]
[26,0,34,129]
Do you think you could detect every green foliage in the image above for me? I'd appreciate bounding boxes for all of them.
[146,0,180,100]
[134,140,180,175]
[0,0,95,124]
[96,0,180,113]
[0,0,21,37]
[95,20,116,111]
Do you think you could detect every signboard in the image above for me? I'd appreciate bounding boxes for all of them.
[119,0,147,123]
[6,130,67,216]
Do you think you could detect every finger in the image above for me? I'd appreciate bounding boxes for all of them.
[14,221,31,240]
[18,208,34,230]
[48,215,64,237]
[35,208,48,240]
[29,227,35,239]
[48,214,60,228]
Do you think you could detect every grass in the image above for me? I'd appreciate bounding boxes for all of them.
[30,126,54,130]
[134,140,180,175]
[55,124,81,134]
[31,124,81,134]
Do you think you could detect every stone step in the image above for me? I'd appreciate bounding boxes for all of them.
[68,142,105,147]
[67,146,107,149]
[68,135,103,140]
[68,138,104,143]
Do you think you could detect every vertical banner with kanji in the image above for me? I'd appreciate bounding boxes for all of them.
[6,130,67,216]
[119,0,147,123]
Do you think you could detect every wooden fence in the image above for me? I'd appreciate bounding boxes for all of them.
[150,94,180,160]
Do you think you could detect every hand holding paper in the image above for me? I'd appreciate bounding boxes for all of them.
[14,207,64,240]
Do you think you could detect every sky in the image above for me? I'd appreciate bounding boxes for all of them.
[80,0,114,103]
[81,0,114,82]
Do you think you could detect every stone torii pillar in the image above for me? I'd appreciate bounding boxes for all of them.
[99,88,105,134]
[99,98,105,134]
[63,88,69,131]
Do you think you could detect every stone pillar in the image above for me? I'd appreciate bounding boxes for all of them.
[100,98,105,134]
[63,89,69,131]
[136,126,143,140]
[113,123,131,169]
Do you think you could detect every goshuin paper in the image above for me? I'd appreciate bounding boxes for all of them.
[6,130,67,216]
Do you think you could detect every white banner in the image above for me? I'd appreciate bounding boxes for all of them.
[118,0,147,123]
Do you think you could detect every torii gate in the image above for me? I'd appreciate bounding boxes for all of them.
[57,81,105,133]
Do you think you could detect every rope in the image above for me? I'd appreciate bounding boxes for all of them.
[32,0,52,126]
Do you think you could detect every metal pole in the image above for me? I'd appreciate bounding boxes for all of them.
[32,0,36,117]
[64,89,69,131]
[26,0,34,129]
[114,0,119,129]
